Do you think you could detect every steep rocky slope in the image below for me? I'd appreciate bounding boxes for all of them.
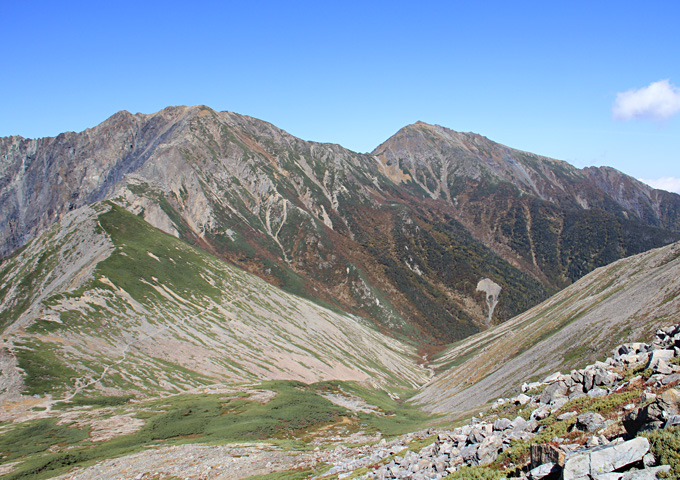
[2,107,679,343]
[413,239,680,415]
[373,122,680,287]
[0,202,428,410]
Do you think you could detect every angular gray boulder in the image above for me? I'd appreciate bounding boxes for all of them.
[562,437,649,480]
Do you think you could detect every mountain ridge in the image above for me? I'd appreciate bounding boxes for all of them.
[2,105,679,343]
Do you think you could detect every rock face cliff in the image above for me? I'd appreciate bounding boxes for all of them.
[1,106,679,342]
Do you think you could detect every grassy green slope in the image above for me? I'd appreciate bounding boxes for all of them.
[0,202,428,403]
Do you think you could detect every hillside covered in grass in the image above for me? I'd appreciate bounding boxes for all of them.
[0,202,428,409]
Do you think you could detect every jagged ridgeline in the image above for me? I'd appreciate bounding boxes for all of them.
[1,106,680,343]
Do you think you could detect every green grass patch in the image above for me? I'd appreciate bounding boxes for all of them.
[3,382,346,479]
[643,426,680,478]
[314,381,437,437]
[444,465,506,479]
[14,340,80,396]
[554,388,641,417]
[95,203,222,302]
[485,400,533,422]
[57,394,133,409]
[0,418,90,462]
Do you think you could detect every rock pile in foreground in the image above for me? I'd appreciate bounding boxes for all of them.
[320,323,680,479]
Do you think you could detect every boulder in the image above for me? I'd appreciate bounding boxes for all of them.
[643,452,656,467]
[584,370,597,391]
[647,350,675,369]
[641,392,657,403]
[627,388,680,434]
[590,437,650,475]
[510,416,529,431]
[527,462,560,479]
[588,387,608,398]
[540,381,568,405]
[530,443,565,468]
[563,451,591,480]
[623,354,648,367]
[543,372,563,383]
[586,436,601,447]
[477,435,503,465]
[467,427,486,444]
[571,370,585,384]
[652,359,675,375]
[591,465,670,479]
[493,417,512,431]
[460,443,479,465]
[435,441,454,455]
[557,411,578,421]
[594,370,620,387]
[563,437,650,480]
[550,397,569,411]
[624,390,680,435]
[661,373,680,385]
[531,407,551,421]
[575,412,605,432]
[665,414,680,428]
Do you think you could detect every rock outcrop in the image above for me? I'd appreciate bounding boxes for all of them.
[314,323,680,479]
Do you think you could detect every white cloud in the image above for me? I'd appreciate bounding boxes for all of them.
[613,79,680,121]
[639,177,680,194]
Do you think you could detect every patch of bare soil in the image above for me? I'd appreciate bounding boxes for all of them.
[308,416,380,446]
[89,414,146,442]
[52,443,323,480]
[56,407,146,442]
[320,391,382,415]
[0,461,21,477]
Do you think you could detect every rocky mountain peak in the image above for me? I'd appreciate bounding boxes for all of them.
[2,106,680,344]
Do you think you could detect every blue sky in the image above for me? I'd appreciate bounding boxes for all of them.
[1,1,679,191]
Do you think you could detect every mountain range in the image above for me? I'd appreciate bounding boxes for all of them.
[2,105,679,346]
[2,106,680,479]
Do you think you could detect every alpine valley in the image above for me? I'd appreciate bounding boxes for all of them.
[1,106,680,480]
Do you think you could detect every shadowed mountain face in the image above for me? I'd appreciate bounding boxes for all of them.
[1,106,679,343]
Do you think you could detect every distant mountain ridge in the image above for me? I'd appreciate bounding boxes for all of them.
[373,121,680,285]
[1,106,679,343]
